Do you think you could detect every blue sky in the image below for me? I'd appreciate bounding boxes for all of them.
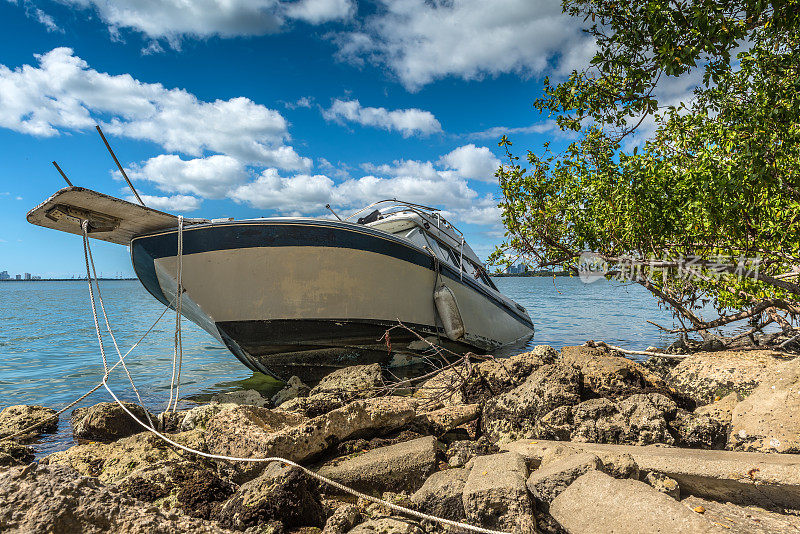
[0,0,595,278]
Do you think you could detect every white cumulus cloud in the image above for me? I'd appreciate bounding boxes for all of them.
[285,0,354,24]
[323,99,442,137]
[333,0,595,90]
[58,0,354,45]
[0,48,309,169]
[123,154,250,199]
[439,144,500,182]
[129,194,202,212]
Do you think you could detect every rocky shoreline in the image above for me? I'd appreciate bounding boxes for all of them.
[2,344,800,533]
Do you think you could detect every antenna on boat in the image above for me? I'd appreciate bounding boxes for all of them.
[325,204,343,221]
[95,125,146,207]
[52,161,73,187]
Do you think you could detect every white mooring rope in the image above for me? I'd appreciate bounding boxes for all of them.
[77,219,511,534]
[167,215,184,413]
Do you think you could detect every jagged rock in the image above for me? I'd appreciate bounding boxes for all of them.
[462,452,536,534]
[550,471,725,533]
[535,405,574,440]
[71,402,154,442]
[317,436,437,495]
[335,430,424,457]
[0,440,35,468]
[680,495,800,534]
[271,376,310,407]
[158,410,187,432]
[277,365,385,417]
[410,467,468,521]
[527,452,601,506]
[204,397,417,481]
[119,459,235,519]
[728,358,800,453]
[0,405,58,442]
[0,463,233,533]
[445,437,498,468]
[414,347,558,409]
[569,393,678,446]
[570,398,623,443]
[534,444,638,480]
[560,346,663,396]
[482,364,582,443]
[474,346,559,394]
[669,409,727,449]
[667,350,789,405]
[307,364,383,411]
[322,504,360,534]
[44,429,207,483]
[693,391,741,427]
[645,472,680,499]
[617,393,677,445]
[413,404,480,435]
[211,389,269,408]
[181,403,242,431]
[347,517,423,534]
[218,462,325,530]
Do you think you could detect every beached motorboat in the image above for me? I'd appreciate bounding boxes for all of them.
[28,187,534,381]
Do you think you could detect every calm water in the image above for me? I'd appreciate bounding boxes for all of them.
[0,277,678,454]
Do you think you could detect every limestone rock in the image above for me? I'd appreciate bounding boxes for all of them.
[669,409,727,449]
[527,452,601,506]
[0,440,35,468]
[119,459,235,519]
[347,517,423,534]
[560,345,663,395]
[680,495,800,534]
[0,405,58,442]
[694,391,741,427]
[211,389,269,408]
[317,436,437,495]
[668,350,789,405]
[410,468,468,521]
[445,437,498,468]
[322,504,360,534]
[413,404,480,435]
[482,364,581,443]
[218,462,325,530]
[204,397,417,480]
[0,463,233,533]
[550,470,725,534]
[728,358,800,453]
[474,346,558,394]
[414,347,557,409]
[181,403,241,431]
[570,398,623,443]
[617,393,677,445]
[307,364,383,409]
[271,376,310,407]
[645,472,680,499]
[44,429,207,483]
[71,402,154,442]
[462,452,536,534]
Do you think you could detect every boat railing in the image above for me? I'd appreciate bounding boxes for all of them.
[344,199,471,281]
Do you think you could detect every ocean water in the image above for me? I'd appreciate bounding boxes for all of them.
[0,277,678,454]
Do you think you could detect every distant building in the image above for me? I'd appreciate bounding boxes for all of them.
[15,274,21,280]
[32,275,42,280]
[0,271,9,280]
[505,264,528,274]
[24,273,31,280]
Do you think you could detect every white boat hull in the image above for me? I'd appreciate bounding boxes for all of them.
[131,219,534,380]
